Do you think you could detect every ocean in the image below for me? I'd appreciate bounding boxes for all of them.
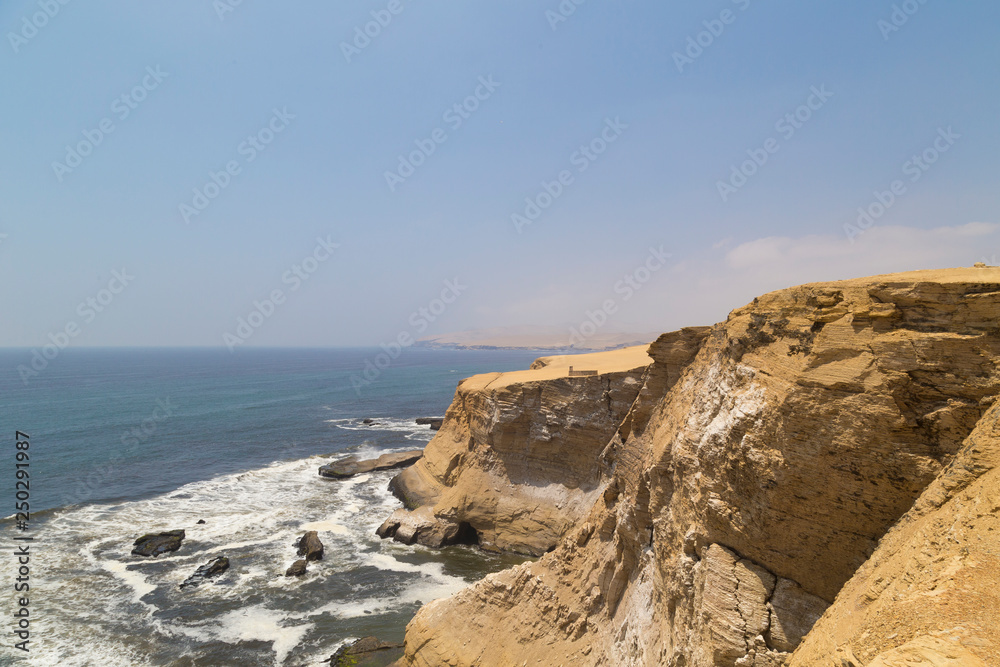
[0,348,543,666]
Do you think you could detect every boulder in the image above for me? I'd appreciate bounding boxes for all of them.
[179,556,230,589]
[318,449,423,479]
[376,506,475,548]
[296,530,324,561]
[285,559,308,577]
[131,530,185,557]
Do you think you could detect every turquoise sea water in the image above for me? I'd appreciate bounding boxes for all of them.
[0,348,542,666]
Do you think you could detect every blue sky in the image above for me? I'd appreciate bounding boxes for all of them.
[1,1,998,348]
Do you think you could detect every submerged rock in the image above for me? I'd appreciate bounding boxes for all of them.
[329,636,403,665]
[296,530,324,561]
[285,559,308,577]
[318,449,423,479]
[179,556,230,589]
[131,530,185,557]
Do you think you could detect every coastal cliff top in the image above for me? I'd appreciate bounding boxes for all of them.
[760,266,1000,296]
[458,344,653,392]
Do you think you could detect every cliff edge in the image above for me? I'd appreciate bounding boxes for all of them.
[379,333,709,555]
[393,267,1000,666]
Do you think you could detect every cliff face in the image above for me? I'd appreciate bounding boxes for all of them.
[379,334,709,555]
[789,396,1000,667]
[395,268,1000,667]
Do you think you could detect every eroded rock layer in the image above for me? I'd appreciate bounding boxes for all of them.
[395,268,1000,667]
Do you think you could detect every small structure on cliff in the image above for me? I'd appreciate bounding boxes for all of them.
[567,366,598,376]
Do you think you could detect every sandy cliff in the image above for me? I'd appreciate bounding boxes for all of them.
[788,395,1000,666]
[393,267,1000,666]
[379,334,709,555]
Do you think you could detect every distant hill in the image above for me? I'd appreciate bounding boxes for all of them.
[415,326,659,351]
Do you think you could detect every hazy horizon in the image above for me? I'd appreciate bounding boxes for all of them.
[2,2,999,353]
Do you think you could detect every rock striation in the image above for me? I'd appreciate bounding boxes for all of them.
[380,338,708,556]
[392,268,1000,666]
[789,395,1000,666]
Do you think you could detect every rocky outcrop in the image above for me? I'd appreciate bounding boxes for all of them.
[416,417,444,430]
[319,450,423,479]
[394,268,1000,667]
[330,636,404,665]
[131,530,185,557]
[180,556,230,589]
[789,396,1000,666]
[296,531,324,562]
[285,559,308,577]
[381,337,708,556]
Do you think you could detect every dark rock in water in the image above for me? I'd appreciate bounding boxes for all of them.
[318,449,424,479]
[196,519,206,524]
[297,530,324,561]
[329,636,403,665]
[180,556,230,589]
[362,418,375,424]
[415,417,444,430]
[285,559,308,577]
[132,530,185,557]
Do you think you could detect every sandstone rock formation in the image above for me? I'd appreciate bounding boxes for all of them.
[381,336,708,556]
[789,396,1000,666]
[393,268,1000,666]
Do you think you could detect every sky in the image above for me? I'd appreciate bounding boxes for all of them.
[1,1,999,348]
